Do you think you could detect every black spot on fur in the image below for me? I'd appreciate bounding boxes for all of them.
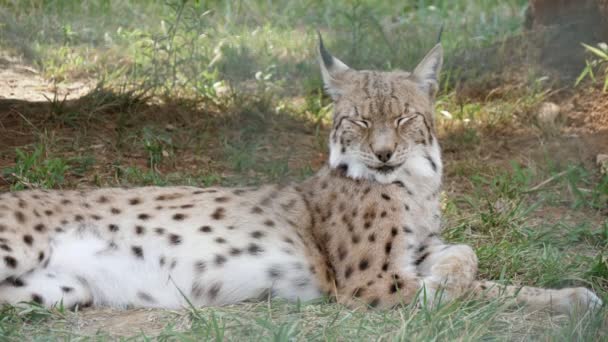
[132,246,144,259]
[199,225,212,233]
[385,242,392,254]
[211,207,225,220]
[208,283,221,300]
[110,208,121,214]
[336,163,348,176]
[14,211,25,223]
[191,282,205,298]
[215,237,226,244]
[368,233,376,242]
[215,254,227,266]
[8,277,25,287]
[402,226,413,233]
[108,224,119,232]
[4,256,17,268]
[263,219,275,227]
[137,291,156,303]
[425,155,437,172]
[38,251,44,261]
[61,286,73,293]
[267,266,283,279]
[194,260,206,273]
[138,213,151,220]
[0,244,11,252]
[381,193,391,201]
[251,206,263,214]
[230,248,242,256]
[214,197,230,203]
[391,227,398,236]
[415,252,430,266]
[369,298,380,308]
[251,231,264,239]
[169,234,182,245]
[338,245,347,261]
[31,294,43,304]
[135,226,145,235]
[44,210,53,216]
[97,196,108,203]
[173,213,186,221]
[155,227,165,235]
[129,198,141,205]
[248,243,263,255]
[359,259,369,271]
[344,266,353,278]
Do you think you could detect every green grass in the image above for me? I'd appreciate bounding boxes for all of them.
[0,0,607,340]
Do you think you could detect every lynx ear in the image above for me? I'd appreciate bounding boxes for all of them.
[412,43,443,97]
[317,32,350,100]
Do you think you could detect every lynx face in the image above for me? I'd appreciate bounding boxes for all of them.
[318,37,443,184]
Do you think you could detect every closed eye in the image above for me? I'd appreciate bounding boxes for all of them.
[349,119,370,128]
[396,116,415,127]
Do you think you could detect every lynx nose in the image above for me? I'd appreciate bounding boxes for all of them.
[375,150,393,163]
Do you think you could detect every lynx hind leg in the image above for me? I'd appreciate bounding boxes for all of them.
[0,268,93,309]
[473,280,603,315]
[417,244,478,308]
[0,231,52,283]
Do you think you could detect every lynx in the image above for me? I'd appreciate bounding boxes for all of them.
[0,36,601,313]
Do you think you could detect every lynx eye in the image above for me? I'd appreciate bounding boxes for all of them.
[396,116,415,127]
[350,119,370,128]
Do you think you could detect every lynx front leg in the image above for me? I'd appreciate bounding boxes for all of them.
[472,281,603,314]
[416,244,478,307]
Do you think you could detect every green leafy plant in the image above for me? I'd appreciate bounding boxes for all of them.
[2,145,70,190]
[576,43,608,92]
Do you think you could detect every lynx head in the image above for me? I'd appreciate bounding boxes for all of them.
[318,34,443,184]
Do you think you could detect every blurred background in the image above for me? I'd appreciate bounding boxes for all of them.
[0,0,606,340]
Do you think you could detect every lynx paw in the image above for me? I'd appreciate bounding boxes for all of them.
[559,287,603,314]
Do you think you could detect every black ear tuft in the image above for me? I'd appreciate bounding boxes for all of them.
[318,31,334,68]
[316,31,350,100]
[436,24,444,44]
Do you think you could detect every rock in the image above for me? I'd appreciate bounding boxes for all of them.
[537,102,561,127]
[597,154,608,175]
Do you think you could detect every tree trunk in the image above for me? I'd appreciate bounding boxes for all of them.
[524,0,608,75]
